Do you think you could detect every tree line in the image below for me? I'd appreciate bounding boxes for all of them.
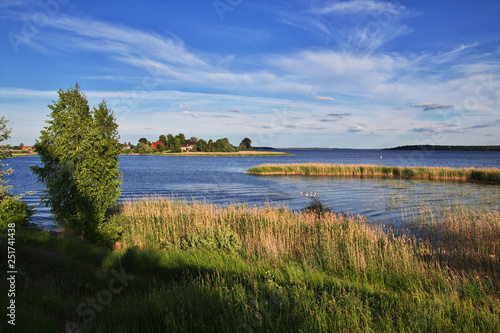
[128,134,252,154]
[385,145,500,151]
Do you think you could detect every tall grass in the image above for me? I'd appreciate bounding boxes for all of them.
[246,163,500,184]
[6,197,500,332]
[109,197,500,291]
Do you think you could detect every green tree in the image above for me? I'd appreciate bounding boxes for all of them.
[174,138,181,153]
[176,133,186,145]
[134,142,151,154]
[1,116,35,230]
[138,137,149,145]
[239,138,252,151]
[212,138,235,152]
[0,116,13,199]
[196,139,209,152]
[31,84,122,242]
[158,134,167,147]
[166,134,175,151]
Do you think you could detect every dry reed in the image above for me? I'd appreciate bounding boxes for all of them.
[246,163,500,184]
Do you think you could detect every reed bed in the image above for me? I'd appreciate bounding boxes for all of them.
[109,197,500,291]
[11,198,500,332]
[409,205,500,287]
[246,163,500,184]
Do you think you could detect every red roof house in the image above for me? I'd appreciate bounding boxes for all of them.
[150,142,165,150]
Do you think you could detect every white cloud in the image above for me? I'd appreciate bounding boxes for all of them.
[316,96,336,101]
[314,0,409,16]
[181,111,200,118]
[348,124,365,133]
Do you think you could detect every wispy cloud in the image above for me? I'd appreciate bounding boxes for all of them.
[181,111,200,118]
[320,113,352,122]
[316,96,336,101]
[313,0,410,16]
[348,124,365,133]
[464,123,497,130]
[411,102,454,111]
[278,0,415,57]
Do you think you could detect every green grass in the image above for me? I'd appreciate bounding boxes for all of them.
[1,198,499,332]
[246,163,500,184]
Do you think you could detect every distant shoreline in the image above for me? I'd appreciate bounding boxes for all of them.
[124,151,293,157]
[384,145,500,151]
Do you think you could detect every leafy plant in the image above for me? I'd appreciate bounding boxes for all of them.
[31,84,122,242]
[0,196,35,230]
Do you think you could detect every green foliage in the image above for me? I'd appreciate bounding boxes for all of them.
[31,84,122,242]
[1,116,36,230]
[166,133,175,150]
[196,138,209,152]
[134,142,151,154]
[181,226,242,253]
[154,143,165,152]
[158,134,167,147]
[0,196,35,230]
[175,133,187,144]
[211,138,235,152]
[239,137,252,151]
[174,137,181,152]
[0,116,13,198]
[96,218,124,248]
[138,137,149,145]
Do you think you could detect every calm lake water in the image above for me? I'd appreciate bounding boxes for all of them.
[4,149,500,231]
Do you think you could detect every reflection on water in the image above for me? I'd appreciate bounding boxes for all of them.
[3,151,500,231]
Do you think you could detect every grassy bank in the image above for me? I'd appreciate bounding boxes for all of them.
[247,163,500,184]
[2,198,499,332]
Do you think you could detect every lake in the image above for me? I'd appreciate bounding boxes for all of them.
[4,149,500,231]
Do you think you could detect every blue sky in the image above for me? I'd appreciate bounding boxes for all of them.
[1,0,499,148]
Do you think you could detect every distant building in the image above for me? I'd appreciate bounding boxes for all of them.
[121,145,131,151]
[150,142,165,150]
[21,146,35,153]
[181,141,196,152]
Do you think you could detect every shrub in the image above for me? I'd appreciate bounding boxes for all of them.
[0,196,35,231]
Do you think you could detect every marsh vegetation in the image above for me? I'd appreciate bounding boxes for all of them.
[4,197,499,332]
[247,163,500,184]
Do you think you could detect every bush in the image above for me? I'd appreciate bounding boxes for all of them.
[181,226,241,253]
[96,218,124,248]
[0,196,35,231]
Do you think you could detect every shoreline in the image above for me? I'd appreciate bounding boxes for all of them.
[124,150,293,156]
